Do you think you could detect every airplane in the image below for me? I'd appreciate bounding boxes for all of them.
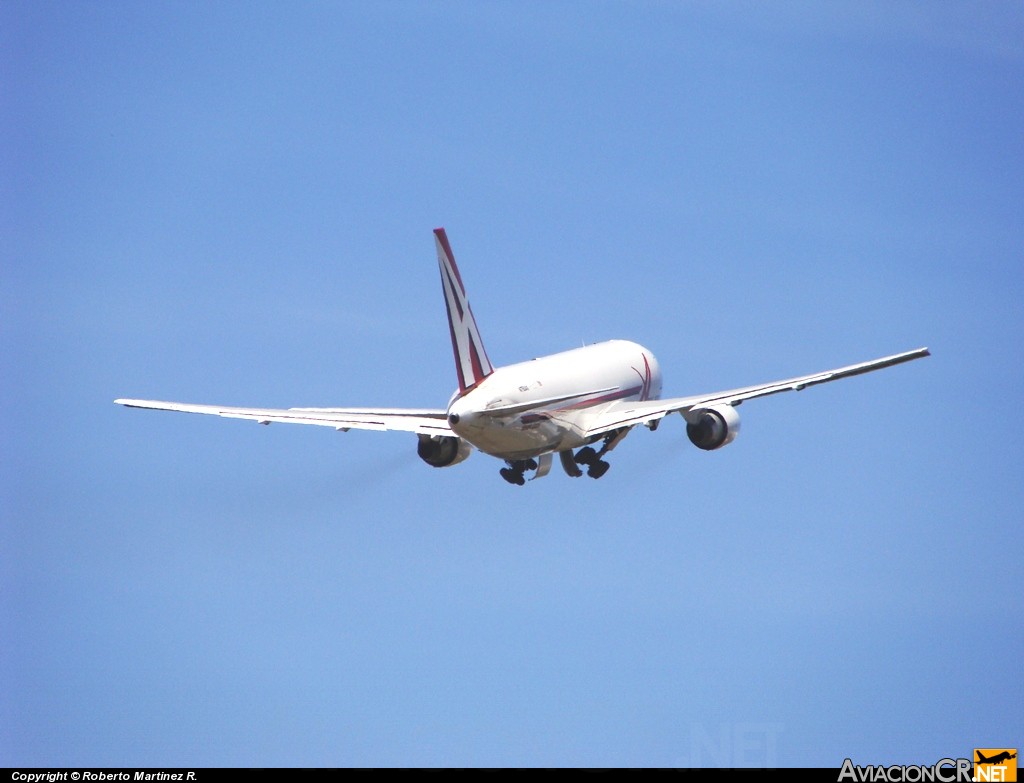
[116,228,930,485]
[976,751,1016,765]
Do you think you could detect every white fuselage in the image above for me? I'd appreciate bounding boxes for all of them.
[446,339,663,460]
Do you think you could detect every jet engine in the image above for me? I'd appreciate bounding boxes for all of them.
[417,434,473,467]
[685,404,741,451]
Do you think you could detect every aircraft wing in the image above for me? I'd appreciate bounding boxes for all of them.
[582,347,930,436]
[114,399,452,435]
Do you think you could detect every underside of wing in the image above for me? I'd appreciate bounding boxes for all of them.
[114,399,452,435]
[581,347,930,437]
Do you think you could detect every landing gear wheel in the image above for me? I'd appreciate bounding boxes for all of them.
[500,467,526,486]
[587,460,610,479]
[574,446,597,465]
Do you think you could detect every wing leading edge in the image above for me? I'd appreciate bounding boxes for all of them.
[582,347,931,436]
[113,399,451,435]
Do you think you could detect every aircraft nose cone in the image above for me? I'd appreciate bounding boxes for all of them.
[448,412,460,426]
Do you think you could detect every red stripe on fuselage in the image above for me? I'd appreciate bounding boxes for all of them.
[518,385,645,423]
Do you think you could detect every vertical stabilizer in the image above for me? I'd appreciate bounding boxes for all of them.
[434,228,494,393]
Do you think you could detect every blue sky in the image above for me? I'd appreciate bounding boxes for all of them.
[2,1,1022,768]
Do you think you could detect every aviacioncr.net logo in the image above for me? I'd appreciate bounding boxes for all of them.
[838,758,973,782]
[974,749,1017,782]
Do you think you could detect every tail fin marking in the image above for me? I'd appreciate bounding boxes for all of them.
[434,228,494,394]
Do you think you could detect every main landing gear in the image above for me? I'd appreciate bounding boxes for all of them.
[499,454,553,485]
[573,446,610,479]
[499,458,536,486]
[499,429,628,484]
[570,427,629,480]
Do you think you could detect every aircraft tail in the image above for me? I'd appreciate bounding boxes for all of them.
[434,228,494,393]
[434,229,493,393]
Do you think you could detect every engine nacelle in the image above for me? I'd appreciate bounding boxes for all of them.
[417,434,472,468]
[685,404,741,451]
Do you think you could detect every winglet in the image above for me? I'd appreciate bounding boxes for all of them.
[434,228,494,394]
